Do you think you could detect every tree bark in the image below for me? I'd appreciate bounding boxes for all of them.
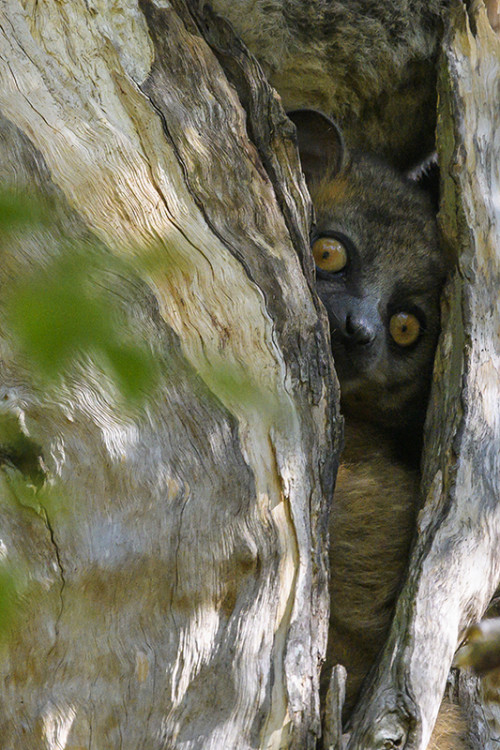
[347,2,500,748]
[1,1,499,749]
[0,1,340,748]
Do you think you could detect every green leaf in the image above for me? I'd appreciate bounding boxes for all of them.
[7,255,113,377]
[0,190,48,231]
[1,189,163,407]
[103,342,159,403]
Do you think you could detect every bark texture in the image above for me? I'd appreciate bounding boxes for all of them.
[346,2,500,748]
[205,0,445,170]
[0,1,340,748]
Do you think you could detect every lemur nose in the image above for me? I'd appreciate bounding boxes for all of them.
[344,313,376,345]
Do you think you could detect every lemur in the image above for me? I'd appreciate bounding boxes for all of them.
[199,2,469,744]
[290,109,468,749]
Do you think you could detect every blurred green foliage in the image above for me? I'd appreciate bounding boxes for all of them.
[5,252,159,402]
[0,188,164,643]
[0,188,283,646]
[198,357,282,422]
[3,464,65,518]
[0,562,22,643]
[0,188,49,230]
[2,191,160,404]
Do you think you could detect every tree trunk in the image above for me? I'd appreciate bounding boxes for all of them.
[347,2,500,748]
[0,1,340,748]
[1,1,499,749]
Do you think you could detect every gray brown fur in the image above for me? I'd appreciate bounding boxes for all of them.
[311,152,445,441]
[208,0,449,169]
[325,419,420,713]
[327,422,471,749]
[290,113,469,747]
[308,139,443,703]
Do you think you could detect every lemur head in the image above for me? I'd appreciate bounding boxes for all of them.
[290,110,446,442]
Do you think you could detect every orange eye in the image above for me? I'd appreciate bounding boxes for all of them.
[389,312,421,347]
[312,237,347,273]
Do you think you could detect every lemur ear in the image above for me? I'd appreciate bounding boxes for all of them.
[288,109,345,186]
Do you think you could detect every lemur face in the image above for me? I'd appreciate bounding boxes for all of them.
[289,110,446,436]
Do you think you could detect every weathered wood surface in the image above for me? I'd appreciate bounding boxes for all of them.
[347,2,500,748]
[205,0,444,170]
[0,1,340,748]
